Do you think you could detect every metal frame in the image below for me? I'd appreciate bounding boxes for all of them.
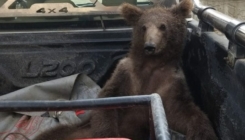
[192,0,245,67]
[193,0,245,46]
[0,93,170,140]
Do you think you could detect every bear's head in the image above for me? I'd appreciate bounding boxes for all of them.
[120,0,193,57]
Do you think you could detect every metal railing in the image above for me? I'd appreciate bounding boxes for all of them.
[192,0,245,47]
[0,93,170,140]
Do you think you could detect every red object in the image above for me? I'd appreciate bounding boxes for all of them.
[75,110,85,116]
[74,138,130,140]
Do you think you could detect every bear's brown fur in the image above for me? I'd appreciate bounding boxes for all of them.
[33,0,218,140]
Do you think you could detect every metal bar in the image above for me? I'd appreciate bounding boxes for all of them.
[0,27,133,34]
[100,15,106,31]
[150,93,170,140]
[236,25,245,46]
[192,0,245,47]
[0,95,151,112]
[0,93,170,140]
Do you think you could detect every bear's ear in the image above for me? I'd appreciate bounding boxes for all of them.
[119,3,143,25]
[170,0,193,17]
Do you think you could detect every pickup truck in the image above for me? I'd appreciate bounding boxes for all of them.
[0,0,244,140]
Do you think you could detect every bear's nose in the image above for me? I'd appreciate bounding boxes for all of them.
[144,42,156,55]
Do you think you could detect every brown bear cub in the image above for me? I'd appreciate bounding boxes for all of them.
[33,0,218,140]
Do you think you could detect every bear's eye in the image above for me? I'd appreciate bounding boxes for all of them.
[159,24,166,31]
[142,25,146,32]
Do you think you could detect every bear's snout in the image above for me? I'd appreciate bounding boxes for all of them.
[144,42,156,55]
